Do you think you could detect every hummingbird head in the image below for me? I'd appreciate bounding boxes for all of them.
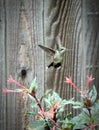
[58,47,66,57]
[59,47,66,54]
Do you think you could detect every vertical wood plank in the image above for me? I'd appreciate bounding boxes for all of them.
[44,0,83,114]
[4,0,20,129]
[83,0,99,97]
[1,0,44,129]
[16,0,44,129]
[1,0,99,130]
[0,0,6,130]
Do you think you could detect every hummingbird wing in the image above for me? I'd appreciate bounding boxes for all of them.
[38,44,56,55]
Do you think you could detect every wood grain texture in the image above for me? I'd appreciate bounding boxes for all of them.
[0,0,99,130]
[3,0,21,129]
[44,0,83,114]
[0,0,44,130]
[0,0,7,129]
[83,0,99,97]
[16,1,44,129]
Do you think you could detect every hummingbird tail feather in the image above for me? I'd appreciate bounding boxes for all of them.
[54,63,61,69]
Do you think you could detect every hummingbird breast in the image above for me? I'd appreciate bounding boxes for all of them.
[53,51,63,64]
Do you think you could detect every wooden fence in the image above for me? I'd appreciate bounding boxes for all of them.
[0,0,99,130]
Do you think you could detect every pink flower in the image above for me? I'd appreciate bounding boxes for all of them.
[3,75,30,99]
[64,76,87,98]
[2,87,29,99]
[2,87,22,94]
[7,75,26,89]
[65,76,72,84]
[86,75,94,90]
[48,101,60,117]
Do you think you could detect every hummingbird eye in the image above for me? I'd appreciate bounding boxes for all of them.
[60,48,64,51]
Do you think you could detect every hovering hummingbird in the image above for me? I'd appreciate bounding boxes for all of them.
[38,37,66,69]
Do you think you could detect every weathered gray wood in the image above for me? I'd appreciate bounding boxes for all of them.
[4,0,20,129]
[0,0,6,130]
[44,0,83,114]
[0,0,99,130]
[83,0,99,97]
[0,0,44,130]
[16,0,44,129]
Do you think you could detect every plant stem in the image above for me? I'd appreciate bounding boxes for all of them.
[30,93,61,130]
[88,108,91,118]
[33,94,43,110]
[43,112,60,129]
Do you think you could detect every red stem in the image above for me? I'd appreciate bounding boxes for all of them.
[30,93,61,129]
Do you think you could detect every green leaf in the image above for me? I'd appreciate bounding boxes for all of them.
[30,120,45,130]
[28,94,35,100]
[62,113,75,130]
[72,110,91,129]
[44,98,52,107]
[31,103,38,108]
[26,111,37,116]
[60,98,81,109]
[29,77,38,93]
[43,91,62,110]
[60,98,74,106]
[40,89,52,101]
[44,89,52,95]
[88,85,97,103]
[91,101,99,123]
[52,92,62,101]
[73,105,82,109]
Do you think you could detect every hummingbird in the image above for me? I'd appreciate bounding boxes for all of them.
[38,37,66,69]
